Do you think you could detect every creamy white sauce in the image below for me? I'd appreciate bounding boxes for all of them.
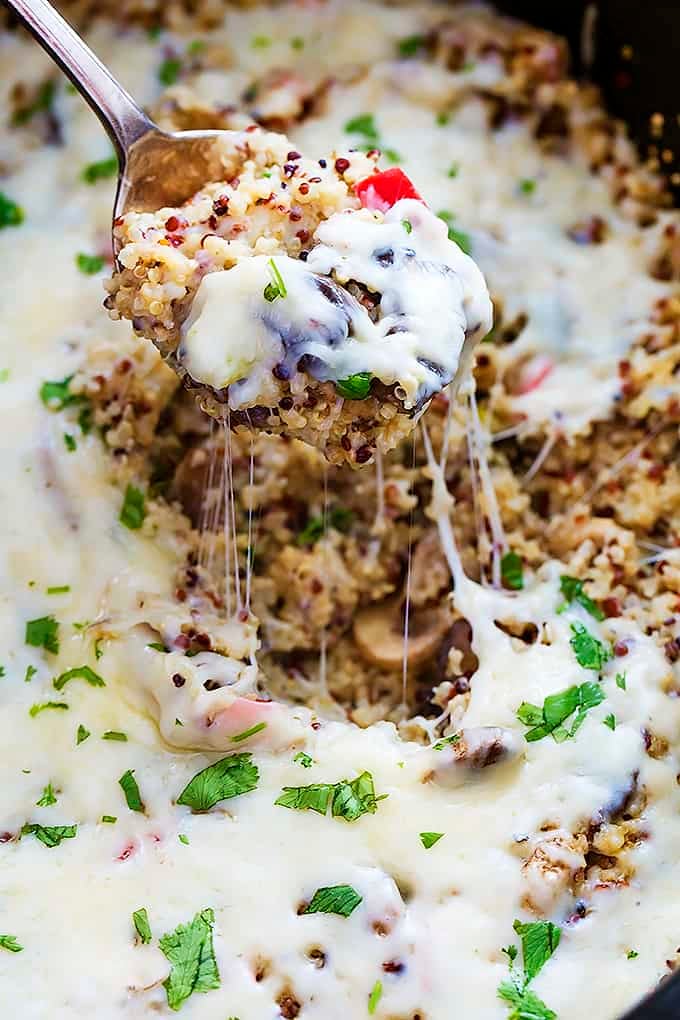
[181,198,492,409]
[0,4,678,1019]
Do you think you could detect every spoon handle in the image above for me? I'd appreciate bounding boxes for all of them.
[4,0,153,158]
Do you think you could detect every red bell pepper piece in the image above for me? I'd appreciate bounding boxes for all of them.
[355,168,423,212]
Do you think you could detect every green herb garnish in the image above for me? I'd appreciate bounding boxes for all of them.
[603,713,616,730]
[158,57,182,86]
[39,375,87,411]
[159,908,220,1011]
[501,551,524,590]
[569,622,611,670]
[251,34,271,48]
[498,980,556,1020]
[335,372,372,400]
[616,673,627,690]
[558,575,605,620]
[517,681,605,742]
[53,665,105,691]
[398,34,426,57]
[133,907,152,944]
[101,815,117,824]
[36,783,57,807]
[120,484,146,530]
[344,114,378,141]
[21,822,77,848]
[294,751,313,768]
[263,257,287,302]
[436,111,451,126]
[436,210,472,254]
[81,156,118,185]
[512,920,561,983]
[24,665,37,683]
[76,724,90,745]
[230,721,267,743]
[276,771,383,822]
[368,980,383,1015]
[0,192,24,229]
[419,831,444,849]
[46,585,70,595]
[29,701,68,718]
[76,252,105,275]
[518,178,536,195]
[177,753,259,812]
[119,770,145,813]
[0,935,23,953]
[303,884,362,917]
[103,730,127,741]
[25,615,59,654]
[402,219,413,234]
[178,833,190,845]
[290,36,305,50]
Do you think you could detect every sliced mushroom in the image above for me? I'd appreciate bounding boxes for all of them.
[170,440,224,528]
[408,529,451,609]
[353,595,450,671]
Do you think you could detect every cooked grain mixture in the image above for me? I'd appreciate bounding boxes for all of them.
[0,3,679,1019]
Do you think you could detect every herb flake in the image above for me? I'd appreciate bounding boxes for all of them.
[419,831,444,849]
[335,372,372,400]
[558,575,605,621]
[177,753,259,812]
[25,615,59,654]
[159,908,220,1011]
[517,681,605,742]
[133,907,152,945]
[53,665,105,691]
[22,822,77,848]
[303,884,362,917]
[119,770,145,813]
[501,551,524,590]
[569,622,611,671]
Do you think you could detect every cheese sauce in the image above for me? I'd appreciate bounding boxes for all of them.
[1,4,679,1019]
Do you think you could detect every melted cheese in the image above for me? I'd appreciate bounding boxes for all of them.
[0,4,679,1019]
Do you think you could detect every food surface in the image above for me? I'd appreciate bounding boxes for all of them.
[108,130,491,465]
[1,3,679,1019]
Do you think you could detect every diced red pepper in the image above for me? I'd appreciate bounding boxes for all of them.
[355,168,423,212]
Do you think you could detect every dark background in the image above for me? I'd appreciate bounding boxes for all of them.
[496,1,680,201]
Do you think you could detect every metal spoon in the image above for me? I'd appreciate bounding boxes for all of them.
[5,0,226,257]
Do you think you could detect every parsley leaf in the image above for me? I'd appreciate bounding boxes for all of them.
[36,783,57,807]
[501,551,524,591]
[603,712,616,731]
[297,506,354,546]
[46,585,70,595]
[512,920,561,982]
[569,622,611,670]
[22,823,77,848]
[519,178,536,196]
[419,831,444,849]
[25,615,59,654]
[344,114,378,141]
[177,753,259,812]
[335,372,372,400]
[616,672,627,691]
[517,682,605,742]
[294,752,313,768]
[263,258,287,303]
[39,374,85,411]
[498,979,556,1020]
[276,771,382,822]
[0,192,24,229]
[101,815,116,824]
[230,721,267,743]
[76,724,90,745]
[159,908,220,1011]
[158,57,182,86]
[627,949,639,960]
[63,431,76,453]
[29,701,68,718]
[0,935,23,953]
[133,907,152,945]
[81,156,118,184]
[53,665,105,691]
[368,980,383,1015]
[24,665,37,683]
[120,484,146,530]
[303,884,362,917]
[398,34,426,57]
[76,252,105,275]
[558,575,604,621]
[436,210,472,253]
[103,730,127,741]
[119,770,145,813]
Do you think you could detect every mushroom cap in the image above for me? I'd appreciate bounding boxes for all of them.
[353,594,450,671]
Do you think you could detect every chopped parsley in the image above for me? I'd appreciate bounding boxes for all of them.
[119,770,145,813]
[25,615,59,654]
[133,907,152,945]
[119,484,146,530]
[103,730,127,742]
[297,506,354,545]
[436,210,472,254]
[147,642,167,652]
[0,369,8,382]
[517,681,605,742]
[368,980,383,1015]
[53,665,105,691]
[512,920,561,983]
[518,178,536,195]
[382,148,402,164]
[419,831,444,849]
[398,34,426,57]
[159,907,220,1011]
[558,575,604,621]
[76,252,105,275]
[24,665,37,683]
[0,192,24,229]
[627,949,639,960]
[275,770,383,822]
[344,113,379,141]
[230,721,267,743]
[12,80,55,125]
[616,672,627,691]
[177,753,259,812]
[335,372,372,400]
[46,585,70,595]
[251,34,271,48]
[290,36,305,50]
[294,751,313,768]
[303,884,362,917]
[498,919,560,1020]
[498,981,556,1020]
[447,162,460,178]
[603,713,617,731]
[432,732,460,751]
[158,57,182,86]
[569,622,611,671]
[436,111,451,126]
[81,156,118,184]
[402,219,413,234]
[179,833,190,845]
[187,39,205,55]
[36,783,57,807]
[501,550,524,591]
[76,724,90,745]
[21,822,77,848]
[39,374,84,411]
[263,258,287,302]
[29,701,68,718]
[0,935,23,953]
[63,433,77,452]
[101,815,116,824]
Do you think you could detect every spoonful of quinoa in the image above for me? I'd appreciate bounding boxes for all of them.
[9,0,492,466]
